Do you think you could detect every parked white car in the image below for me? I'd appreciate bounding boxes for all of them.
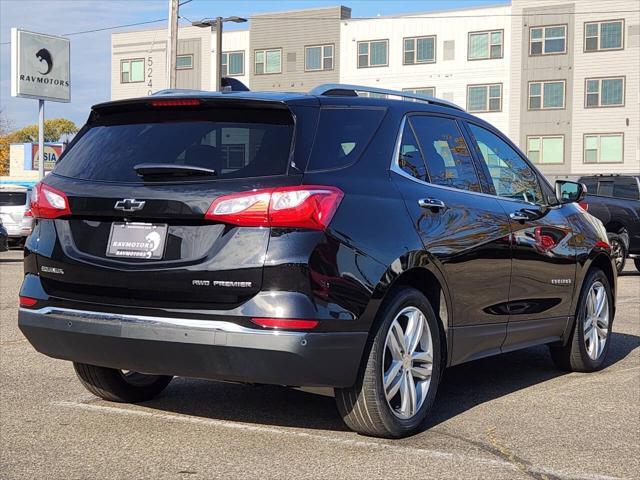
[0,185,33,246]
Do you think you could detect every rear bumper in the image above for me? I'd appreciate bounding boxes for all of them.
[18,307,368,388]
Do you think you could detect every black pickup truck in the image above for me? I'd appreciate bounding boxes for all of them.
[578,174,640,273]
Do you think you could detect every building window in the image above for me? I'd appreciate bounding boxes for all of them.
[403,87,436,98]
[527,136,564,164]
[403,36,436,64]
[585,20,624,51]
[530,25,567,55]
[584,134,624,163]
[305,44,334,71]
[357,40,388,68]
[528,80,565,110]
[255,49,282,75]
[176,54,193,70]
[585,77,625,107]
[221,52,244,76]
[120,58,144,83]
[467,84,502,112]
[468,30,503,60]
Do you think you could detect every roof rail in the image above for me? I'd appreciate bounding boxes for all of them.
[309,83,464,111]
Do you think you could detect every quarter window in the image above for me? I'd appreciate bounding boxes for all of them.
[584,134,623,163]
[526,136,564,164]
[255,49,282,75]
[468,30,503,60]
[222,52,244,76]
[403,36,436,64]
[402,87,436,98]
[357,40,388,68]
[305,45,334,71]
[528,81,565,110]
[467,84,502,112]
[585,20,624,51]
[176,54,193,70]
[585,77,624,107]
[398,123,428,181]
[469,124,543,204]
[120,58,144,83]
[409,116,481,192]
[530,25,567,55]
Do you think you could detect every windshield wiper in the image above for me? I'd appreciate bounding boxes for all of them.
[134,163,217,178]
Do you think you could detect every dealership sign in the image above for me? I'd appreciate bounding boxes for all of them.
[31,144,63,171]
[11,28,70,102]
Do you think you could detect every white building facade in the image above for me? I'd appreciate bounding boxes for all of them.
[110,1,640,179]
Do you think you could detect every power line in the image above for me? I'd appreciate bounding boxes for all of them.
[0,18,166,45]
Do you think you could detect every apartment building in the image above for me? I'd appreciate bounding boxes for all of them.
[110,1,640,178]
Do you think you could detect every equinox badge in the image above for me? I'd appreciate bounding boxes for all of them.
[114,198,145,212]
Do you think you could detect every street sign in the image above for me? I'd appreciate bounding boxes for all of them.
[31,144,63,172]
[10,28,70,103]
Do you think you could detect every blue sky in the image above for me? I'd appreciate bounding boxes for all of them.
[0,0,507,130]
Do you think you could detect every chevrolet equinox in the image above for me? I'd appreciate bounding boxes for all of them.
[18,85,616,438]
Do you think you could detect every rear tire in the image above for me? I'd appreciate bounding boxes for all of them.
[549,268,612,372]
[335,288,442,438]
[73,363,173,403]
[607,232,627,274]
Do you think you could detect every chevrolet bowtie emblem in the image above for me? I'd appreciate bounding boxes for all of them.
[114,198,146,212]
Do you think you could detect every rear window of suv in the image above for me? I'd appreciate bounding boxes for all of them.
[0,192,27,206]
[54,107,294,183]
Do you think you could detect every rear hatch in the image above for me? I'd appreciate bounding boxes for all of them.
[37,96,314,309]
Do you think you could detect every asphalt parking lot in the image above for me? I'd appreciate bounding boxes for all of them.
[1,248,638,480]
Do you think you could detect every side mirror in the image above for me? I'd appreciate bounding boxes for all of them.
[555,180,587,204]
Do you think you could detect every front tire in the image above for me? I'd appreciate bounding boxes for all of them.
[549,268,613,372]
[607,232,627,274]
[335,288,442,438]
[74,363,173,403]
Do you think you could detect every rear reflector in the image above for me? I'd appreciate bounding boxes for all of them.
[251,318,319,330]
[30,182,71,219]
[19,296,38,308]
[149,99,202,107]
[205,185,343,230]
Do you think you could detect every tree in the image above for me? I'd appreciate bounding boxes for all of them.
[0,118,78,175]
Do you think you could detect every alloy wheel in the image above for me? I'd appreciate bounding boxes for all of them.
[382,306,433,419]
[583,281,609,360]
[609,239,624,271]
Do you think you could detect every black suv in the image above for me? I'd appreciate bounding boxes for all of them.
[19,85,616,438]
[577,174,640,273]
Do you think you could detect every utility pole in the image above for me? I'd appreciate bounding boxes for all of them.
[215,17,223,92]
[167,0,179,89]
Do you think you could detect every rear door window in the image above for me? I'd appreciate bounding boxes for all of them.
[597,181,614,197]
[305,107,386,171]
[54,108,294,183]
[409,115,481,192]
[0,192,27,206]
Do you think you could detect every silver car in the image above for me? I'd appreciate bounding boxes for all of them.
[0,186,33,246]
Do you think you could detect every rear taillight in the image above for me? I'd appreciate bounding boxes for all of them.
[30,182,71,219]
[19,296,38,308]
[578,201,589,211]
[251,317,319,330]
[205,185,343,231]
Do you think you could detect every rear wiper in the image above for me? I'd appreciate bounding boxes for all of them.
[134,163,217,178]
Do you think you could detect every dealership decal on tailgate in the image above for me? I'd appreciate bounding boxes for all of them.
[106,222,168,259]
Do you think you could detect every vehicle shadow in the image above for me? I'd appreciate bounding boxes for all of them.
[141,332,639,433]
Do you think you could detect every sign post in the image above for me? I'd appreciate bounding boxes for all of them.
[11,28,71,179]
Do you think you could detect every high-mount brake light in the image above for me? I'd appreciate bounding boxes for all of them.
[205,185,344,231]
[30,182,71,219]
[149,99,202,107]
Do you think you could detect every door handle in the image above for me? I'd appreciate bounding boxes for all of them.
[509,208,542,222]
[418,198,446,210]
